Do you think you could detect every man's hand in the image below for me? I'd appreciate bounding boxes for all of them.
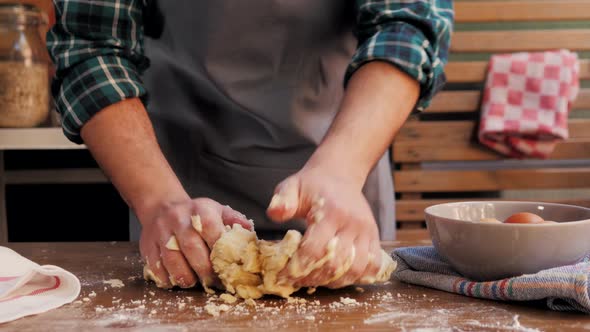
[267,61,420,287]
[139,198,253,289]
[79,98,253,290]
[267,166,382,288]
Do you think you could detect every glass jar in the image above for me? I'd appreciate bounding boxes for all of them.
[0,3,49,127]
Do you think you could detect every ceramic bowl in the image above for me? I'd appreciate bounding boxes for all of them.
[425,201,590,281]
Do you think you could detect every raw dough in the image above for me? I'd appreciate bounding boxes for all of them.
[257,229,302,297]
[191,215,203,233]
[210,224,264,299]
[210,224,397,299]
[165,236,180,251]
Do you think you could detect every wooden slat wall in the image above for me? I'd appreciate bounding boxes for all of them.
[428,90,590,113]
[446,60,590,83]
[393,0,590,233]
[393,119,590,162]
[395,168,590,192]
[394,140,590,162]
[396,119,590,142]
[452,30,590,53]
[455,1,590,23]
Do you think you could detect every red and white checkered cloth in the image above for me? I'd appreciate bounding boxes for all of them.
[478,50,580,158]
[0,246,80,323]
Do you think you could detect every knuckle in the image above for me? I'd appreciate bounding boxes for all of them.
[161,202,178,216]
[325,262,339,277]
[194,197,216,208]
[153,217,170,233]
[181,236,202,252]
[166,209,184,224]
[348,265,365,280]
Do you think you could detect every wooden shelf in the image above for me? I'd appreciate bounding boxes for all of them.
[0,128,85,150]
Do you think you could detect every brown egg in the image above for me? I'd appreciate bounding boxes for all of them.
[504,212,545,224]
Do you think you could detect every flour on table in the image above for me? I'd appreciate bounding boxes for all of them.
[219,293,238,304]
[204,303,230,317]
[103,279,125,288]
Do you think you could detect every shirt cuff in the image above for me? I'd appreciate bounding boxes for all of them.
[53,55,147,143]
[345,22,446,111]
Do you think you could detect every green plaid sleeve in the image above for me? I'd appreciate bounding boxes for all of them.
[47,0,148,143]
[346,0,454,111]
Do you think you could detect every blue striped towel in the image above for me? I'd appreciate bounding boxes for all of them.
[392,246,590,314]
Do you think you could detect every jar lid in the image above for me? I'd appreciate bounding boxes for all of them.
[0,3,48,27]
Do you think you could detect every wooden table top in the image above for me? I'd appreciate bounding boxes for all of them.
[3,235,590,332]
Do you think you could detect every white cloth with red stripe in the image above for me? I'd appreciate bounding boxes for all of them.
[478,50,580,158]
[0,246,80,323]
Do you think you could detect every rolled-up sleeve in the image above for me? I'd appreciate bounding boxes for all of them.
[346,0,454,111]
[47,0,149,143]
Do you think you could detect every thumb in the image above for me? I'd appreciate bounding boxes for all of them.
[266,176,308,223]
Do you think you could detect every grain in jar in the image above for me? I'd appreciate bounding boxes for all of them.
[0,4,49,127]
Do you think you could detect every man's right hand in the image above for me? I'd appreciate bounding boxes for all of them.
[78,99,252,290]
[139,198,253,289]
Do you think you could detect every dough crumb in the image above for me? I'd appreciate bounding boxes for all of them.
[287,297,307,304]
[304,315,316,321]
[220,293,238,304]
[82,297,91,302]
[340,297,358,305]
[307,287,317,295]
[204,303,231,317]
[191,215,203,233]
[88,291,97,297]
[103,279,125,288]
[355,287,365,293]
[165,235,180,251]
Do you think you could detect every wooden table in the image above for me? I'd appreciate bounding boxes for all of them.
[3,236,590,332]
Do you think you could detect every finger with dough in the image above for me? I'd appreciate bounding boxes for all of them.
[295,232,356,288]
[175,221,220,291]
[140,242,172,289]
[325,235,370,289]
[159,235,198,288]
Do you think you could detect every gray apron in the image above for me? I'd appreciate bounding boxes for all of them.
[131,0,396,240]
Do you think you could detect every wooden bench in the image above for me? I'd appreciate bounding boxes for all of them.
[393,0,590,234]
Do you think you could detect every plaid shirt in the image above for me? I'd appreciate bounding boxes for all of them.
[48,0,453,143]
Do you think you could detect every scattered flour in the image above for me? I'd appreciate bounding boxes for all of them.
[103,279,125,288]
[464,315,541,332]
[204,303,230,317]
[220,293,238,304]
